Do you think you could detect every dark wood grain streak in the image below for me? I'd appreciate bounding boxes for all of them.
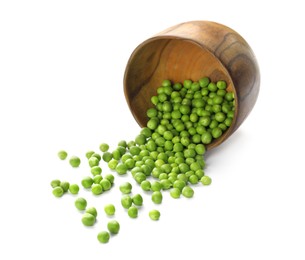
[124,21,260,150]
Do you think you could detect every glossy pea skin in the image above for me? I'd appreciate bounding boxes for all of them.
[128,206,138,218]
[93,175,103,184]
[86,207,98,218]
[100,179,111,191]
[104,204,115,216]
[69,184,79,194]
[151,191,163,204]
[69,156,81,168]
[57,150,68,160]
[149,210,161,221]
[132,194,143,206]
[182,186,194,198]
[88,156,99,167]
[107,220,120,234]
[81,176,94,189]
[116,163,128,175]
[141,180,151,191]
[91,184,103,195]
[50,179,61,188]
[104,174,115,184]
[99,143,109,152]
[60,181,70,192]
[102,152,113,163]
[81,213,95,226]
[52,186,64,197]
[75,197,87,211]
[97,231,110,243]
[151,181,162,192]
[91,166,102,176]
[121,195,132,209]
[170,188,181,199]
[201,176,212,185]
[85,151,95,159]
[119,182,132,194]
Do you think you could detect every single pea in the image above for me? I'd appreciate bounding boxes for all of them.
[104,174,115,184]
[149,210,161,221]
[107,220,120,234]
[91,153,101,161]
[100,179,111,191]
[195,169,205,179]
[160,179,172,190]
[201,132,212,144]
[75,197,87,211]
[151,95,159,105]
[128,206,138,218]
[140,180,151,191]
[217,80,227,90]
[99,143,109,152]
[199,77,210,88]
[93,175,103,184]
[201,176,212,185]
[81,213,96,226]
[173,180,186,191]
[189,174,199,184]
[108,159,118,170]
[182,186,194,198]
[151,191,163,204]
[119,182,132,194]
[69,156,81,168]
[86,207,98,218]
[97,231,110,244]
[88,156,99,167]
[102,152,113,162]
[91,166,102,176]
[91,183,103,195]
[208,82,217,92]
[116,163,128,175]
[85,151,95,159]
[104,204,115,216]
[52,186,64,197]
[50,179,61,188]
[134,172,146,184]
[112,149,121,160]
[195,144,206,155]
[57,150,68,160]
[69,184,79,194]
[211,127,223,139]
[132,194,143,206]
[170,187,181,199]
[81,176,94,189]
[60,181,70,192]
[151,181,162,192]
[121,195,133,209]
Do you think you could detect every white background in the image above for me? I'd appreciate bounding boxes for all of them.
[1,0,304,259]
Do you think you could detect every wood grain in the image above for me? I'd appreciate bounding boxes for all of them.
[123,21,260,150]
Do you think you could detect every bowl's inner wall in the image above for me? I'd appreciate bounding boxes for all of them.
[124,38,234,128]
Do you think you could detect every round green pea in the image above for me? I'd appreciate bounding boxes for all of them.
[119,182,132,194]
[100,179,111,191]
[57,150,67,160]
[140,180,151,191]
[52,186,64,197]
[69,156,81,168]
[201,176,212,185]
[102,152,113,162]
[116,163,128,175]
[132,194,143,206]
[170,187,181,199]
[99,143,109,152]
[75,197,87,211]
[121,195,132,209]
[50,179,61,188]
[97,231,110,243]
[149,209,161,221]
[91,166,102,176]
[60,181,69,192]
[85,151,95,159]
[182,186,194,198]
[128,206,138,218]
[91,183,103,195]
[81,213,95,226]
[104,174,115,184]
[86,207,98,218]
[151,191,163,204]
[88,156,99,167]
[81,176,93,189]
[93,175,103,184]
[107,220,120,234]
[151,181,162,192]
[104,204,115,216]
[69,184,79,194]
[173,180,186,191]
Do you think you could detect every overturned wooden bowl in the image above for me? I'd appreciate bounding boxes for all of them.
[123,21,260,150]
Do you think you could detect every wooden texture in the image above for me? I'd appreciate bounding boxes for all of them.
[123,21,260,150]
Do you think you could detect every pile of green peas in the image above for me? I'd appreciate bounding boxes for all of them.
[51,77,234,244]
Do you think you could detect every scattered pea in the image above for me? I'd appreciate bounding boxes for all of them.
[128,206,138,218]
[91,166,102,176]
[100,179,111,191]
[182,186,194,198]
[91,183,103,195]
[151,191,163,204]
[50,179,61,188]
[107,220,120,234]
[52,186,64,197]
[170,188,181,199]
[132,194,143,206]
[104,204,115,216]
[121,195,132,209]
[69,156,81,168]
[99,143,109,152]
[69,184,79,194]
[75,197,87,211]
[81,176,94,189]
[60,181,70,192]
[97,231,110,243]
[149,210,161,221]
[57,150,68,160]
[119,182,132,194]
[86,207,98,218]
[82,213,96,226]
[201,176,212,185]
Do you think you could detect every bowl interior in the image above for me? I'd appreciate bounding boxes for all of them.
[124,37,236,149]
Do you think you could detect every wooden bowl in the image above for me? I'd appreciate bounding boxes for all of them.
[123,21,260,150]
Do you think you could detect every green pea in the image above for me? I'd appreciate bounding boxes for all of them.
[173,180,186,191]
[119,182,132,194]
[132,194,143,206]
[102,152,113,162]
[57,150,68,160]
[104,204,115,216]
[60,181,69,192]
[108,159,118,170]
[201,176,212,185]
[85,151,95,159]
[182,186,194,198]
[104,174,115,184]
[50,179,61,188]
[91,184,103,195]
[129,146,141,155]
[81,213,95,226]
[199,77,210,88]
[140,180,151,191]
[121,195,132,209]
[99,143,109,152]
[134,172,146,184]
[217,80,227,90]
[189,174,199,184]
[160,179,172,190]
[69,156,81,168]
[93,175,103,184]
[151,181,162,192]
[112,149,121,160]
[88,156,99,167]
[128,206,138,218]
[97,231,110,243]
[52,186,64,197]
[201,132,212,144]
[75,197,87,211]
[81,176,93,189]
[149,209,161,221]
[91,166,102,176]
[86,207,98,218]
[100,179,111,191]
[151,191,163,204]
[116,163,128,175]
[91,153,101,161]
[69,184,79,194]
[107,220,120,234]
[170,188,181,199]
